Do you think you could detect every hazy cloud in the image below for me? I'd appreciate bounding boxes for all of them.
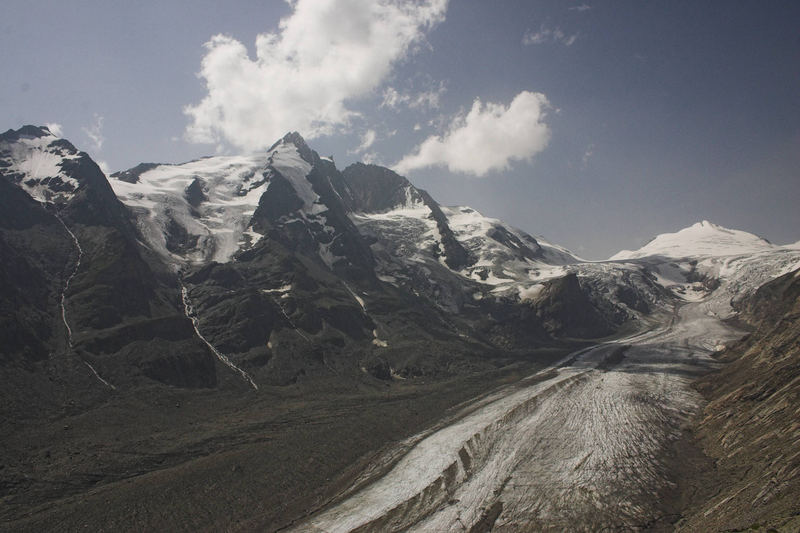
[45,122,63,137]
[523,25,578,46]
[382,81,446,111]
[361,151,382,165]
[82,114,104,151]
[394,91,551,177]
[582,143,594,169]
[350,129,377,154]
[96,160,111,175]
[569,4,591,12]
[184,0,448,151]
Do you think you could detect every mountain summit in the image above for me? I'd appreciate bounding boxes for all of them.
[610,220,775,260]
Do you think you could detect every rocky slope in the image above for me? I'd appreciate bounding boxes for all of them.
[0,126,218,422]
[676,266,800,532]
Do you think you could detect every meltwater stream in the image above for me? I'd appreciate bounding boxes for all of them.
[180,283,259,390]
[55,214,116,390]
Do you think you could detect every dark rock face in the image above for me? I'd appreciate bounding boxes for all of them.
[340,163,471,270]
[110,162,160,184]
[417,189,472,270]
[341,163,418,213]
[679,268,800,531]
[0,179,66,363]
[486,225,542,262]
[531,273,614,338]
[184,177,207,208]
[252,137,376,283]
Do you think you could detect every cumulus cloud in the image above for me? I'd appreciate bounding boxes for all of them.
[82,114,104,151]
[523,25,578,46]
[45,122,63,137]
[394,91,551,177]
[184,0,448,151]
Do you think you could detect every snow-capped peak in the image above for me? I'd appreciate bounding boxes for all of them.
[266,137,321,214]
[610,220,775,260]
[0,125,83,203]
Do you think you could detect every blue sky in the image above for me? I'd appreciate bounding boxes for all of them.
[2,1,798,258]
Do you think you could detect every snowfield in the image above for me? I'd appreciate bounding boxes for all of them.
[110,153,268,266]
[611,220,774,260]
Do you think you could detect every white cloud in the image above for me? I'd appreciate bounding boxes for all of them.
[381,87,407,109]
[382,81,446,111]
[45,123,63,137]
[394,91,551,177]
[350,129,377,154]
[569,4,591,12]
[82,114,104,151]
[409,82,446,110]
[96,160,111,175]
[184,0,448,151]
[581,143,594,169]
[523,25,578,46]
[361,151,382,165]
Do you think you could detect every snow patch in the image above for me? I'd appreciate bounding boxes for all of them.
[0,132,82,203]
[518,284,544,301]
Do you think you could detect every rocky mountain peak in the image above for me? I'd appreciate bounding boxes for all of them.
[269,131,316,165]
[341,162,421,213]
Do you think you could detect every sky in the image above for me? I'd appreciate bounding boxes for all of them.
[1,0,798,259]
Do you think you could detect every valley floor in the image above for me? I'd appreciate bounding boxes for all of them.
[292,302,744,532]
[1,303,754,532]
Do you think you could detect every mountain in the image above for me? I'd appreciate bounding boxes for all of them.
[610,220,800,318]
[3,124,798,531]
[0,126,219,421]
[611,220,775,260]
[104,131,662,385]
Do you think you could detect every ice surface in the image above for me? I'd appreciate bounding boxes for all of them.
[294,300,744,532]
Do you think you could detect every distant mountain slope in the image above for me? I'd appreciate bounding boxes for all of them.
[610,220,800,318]
[611,220,774,260]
